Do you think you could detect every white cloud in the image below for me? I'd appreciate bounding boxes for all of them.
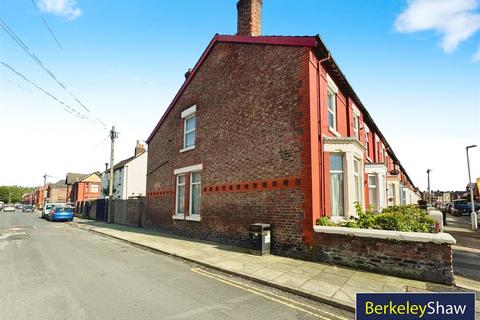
[395,0,480,59]
[473,45,480,61]
[38,0,82,21]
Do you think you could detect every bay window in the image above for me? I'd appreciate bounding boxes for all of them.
[353,158,362,204]
[368,174,378,211]
[330,154,344,217]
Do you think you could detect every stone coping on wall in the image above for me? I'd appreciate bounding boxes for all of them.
[313,226,456,244]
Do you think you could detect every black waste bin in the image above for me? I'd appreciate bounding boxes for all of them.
[249,223,271,255]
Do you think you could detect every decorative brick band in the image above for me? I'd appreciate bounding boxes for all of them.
[147,189,174,198]
[203,176,301,194]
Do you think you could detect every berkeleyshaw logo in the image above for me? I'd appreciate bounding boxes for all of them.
[356,292,476,320]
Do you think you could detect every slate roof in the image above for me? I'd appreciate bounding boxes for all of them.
[50,179,67,188]
[65,173,88,185]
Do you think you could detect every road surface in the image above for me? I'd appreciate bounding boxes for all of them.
[0,211,353,320]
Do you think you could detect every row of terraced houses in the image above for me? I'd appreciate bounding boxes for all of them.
[143,0,420,255]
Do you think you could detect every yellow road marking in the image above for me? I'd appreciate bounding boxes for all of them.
[191,267,350,320]
[191,267,351,320]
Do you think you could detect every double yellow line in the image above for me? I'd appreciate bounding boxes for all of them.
[191,267,351,320]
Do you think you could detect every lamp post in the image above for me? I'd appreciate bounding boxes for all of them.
[466,145,478,230]
[426,169,432,206]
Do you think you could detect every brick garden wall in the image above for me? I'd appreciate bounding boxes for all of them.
[312,231,454,285]
[145,42,311,256]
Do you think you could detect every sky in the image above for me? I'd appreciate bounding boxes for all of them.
[0,0,479,192]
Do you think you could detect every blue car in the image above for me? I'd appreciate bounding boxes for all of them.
[48,206,74,222]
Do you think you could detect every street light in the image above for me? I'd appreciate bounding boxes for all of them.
[466,145,478,230]
[426,169,432,205]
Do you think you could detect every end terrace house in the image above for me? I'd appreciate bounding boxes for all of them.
[144,0,419,255]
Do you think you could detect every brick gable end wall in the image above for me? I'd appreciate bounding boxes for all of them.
[146,42,311,256]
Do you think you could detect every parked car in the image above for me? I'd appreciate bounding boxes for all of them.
[15,203,24,210]
[42,203,57,219]
[47,205,74,222]
[450,200,480,216]
[0,201,4,211]
[22,205,35,213]
[4,205,15,212]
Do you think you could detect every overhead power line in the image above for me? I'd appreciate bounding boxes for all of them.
[0,18,88,112]
[1,61,94,122]
[30,0,62,50]
[0,17,108,130]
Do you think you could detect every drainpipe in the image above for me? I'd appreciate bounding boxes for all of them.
[317,52,331,216]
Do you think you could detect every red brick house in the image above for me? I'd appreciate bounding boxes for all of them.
[145,0,418,255]
[66,172,101,205]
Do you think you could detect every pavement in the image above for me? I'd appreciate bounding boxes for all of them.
[68,218,437,312]
[1,211,355,320]
[443,214,480,292]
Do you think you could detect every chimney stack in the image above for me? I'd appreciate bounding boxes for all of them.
[134,140,146,157]
[237,0,262,37]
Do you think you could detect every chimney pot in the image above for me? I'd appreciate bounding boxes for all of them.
[237,0,262,36]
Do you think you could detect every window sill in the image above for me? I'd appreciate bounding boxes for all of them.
[180,146,195,153]
[328,127,341,137]
[172,214,184,220]
[330,216,348,223]
[185,215,201,222]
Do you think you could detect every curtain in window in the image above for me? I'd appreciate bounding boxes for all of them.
[190,172,201,215]
[330,155,344,217]
[330,172,344,217]
[368,175,377,210]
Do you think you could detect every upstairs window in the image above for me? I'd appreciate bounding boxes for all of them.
[327,90,336,130]
[353,114,360,140]
[365,126,370,159]
[181,105,197,152]
[184,115,196,148]
[327,74,338,132]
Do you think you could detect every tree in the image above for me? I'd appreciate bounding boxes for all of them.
[0,186,36,203]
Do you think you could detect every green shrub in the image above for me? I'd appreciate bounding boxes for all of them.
[315,204,436,233]
[316,216,335,226]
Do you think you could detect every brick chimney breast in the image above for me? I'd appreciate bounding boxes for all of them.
[237,0,262,36]
[134,140,146,157]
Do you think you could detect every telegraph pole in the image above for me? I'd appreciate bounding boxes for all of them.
[108,126,118,198]
[43,174,47,209]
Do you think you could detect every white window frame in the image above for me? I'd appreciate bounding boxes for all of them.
[327,74,339,135]
[353,114,360,140]
[180,105,197,153]
[327,89,337,132]
[90,184,99,193]
[174,174,185,218]
[365,125,371,161]
[353,158,362,205]
[352,104,360,141]
[368,174,378,211]
[188,171,201,221]
[329,154,345,219]
[182,114,196,151]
